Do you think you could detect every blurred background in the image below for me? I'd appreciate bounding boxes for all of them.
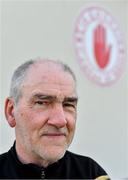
[0,0,128,178]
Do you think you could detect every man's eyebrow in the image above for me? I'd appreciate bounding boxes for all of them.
[32,94,55,100]
[31,94,78,103]
[64,97,78,103]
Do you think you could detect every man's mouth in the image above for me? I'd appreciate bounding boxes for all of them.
[42,133,66,137]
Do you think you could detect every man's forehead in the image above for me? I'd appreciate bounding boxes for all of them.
[27,61,75,81]
[21,62,77,98]
[24,67,76,89]
[22,79,77,100]
[29,61,63,75]
[29,84,77,97]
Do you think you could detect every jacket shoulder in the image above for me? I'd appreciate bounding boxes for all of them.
[0,152,8,163]
[65,151,108,179]
[66,150,98,163]
[0,151,10,177]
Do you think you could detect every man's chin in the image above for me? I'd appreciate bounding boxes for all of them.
[39,146,67,165]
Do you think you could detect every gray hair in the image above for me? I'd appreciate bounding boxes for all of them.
[9,58,76,104]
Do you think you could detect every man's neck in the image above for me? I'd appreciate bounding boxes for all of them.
[15,142,53,168]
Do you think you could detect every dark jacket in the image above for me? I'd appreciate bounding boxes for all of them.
[0,144,108,179]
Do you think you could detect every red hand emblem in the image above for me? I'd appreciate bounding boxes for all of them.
[94,24,111,69]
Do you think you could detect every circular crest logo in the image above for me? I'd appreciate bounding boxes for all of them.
[74,6,126,86]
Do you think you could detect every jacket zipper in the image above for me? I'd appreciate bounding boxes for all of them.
[41,169,45,179]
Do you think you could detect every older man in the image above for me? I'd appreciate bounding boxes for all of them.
[0,59,109,179]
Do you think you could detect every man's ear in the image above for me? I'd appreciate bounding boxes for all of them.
[5,98,16,127]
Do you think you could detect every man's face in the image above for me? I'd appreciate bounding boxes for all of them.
[13,62,77,166]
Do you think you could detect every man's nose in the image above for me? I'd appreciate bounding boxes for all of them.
[47,103,67,128]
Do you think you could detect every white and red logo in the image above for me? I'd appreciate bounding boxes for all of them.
[74,6,126,86]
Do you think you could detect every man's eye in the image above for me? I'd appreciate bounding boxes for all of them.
[35,101,49,106]
[63,103,76,109]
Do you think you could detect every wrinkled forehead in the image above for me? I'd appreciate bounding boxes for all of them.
[21,62,77,95]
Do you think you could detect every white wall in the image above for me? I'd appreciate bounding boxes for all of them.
[0,0,128,178]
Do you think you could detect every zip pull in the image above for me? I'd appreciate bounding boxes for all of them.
[41,169,45,179]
